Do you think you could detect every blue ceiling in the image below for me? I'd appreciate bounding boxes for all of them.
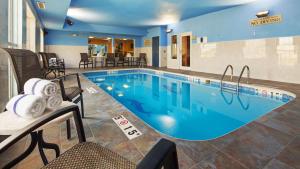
[31,0,257,34]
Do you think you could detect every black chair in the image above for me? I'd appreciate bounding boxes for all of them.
[38,52,66,78]
[136,53,147,67]
[47,53,65,76]
[117,53,129,66]
[79,53,93,69]
[106,53,115,67]
[0,105,179,169]
[1,48,85,138]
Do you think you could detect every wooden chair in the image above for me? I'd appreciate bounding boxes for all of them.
[79,53,93,69]
[0,104,179,169]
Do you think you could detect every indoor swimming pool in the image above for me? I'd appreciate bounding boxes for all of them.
[84,69,295,140]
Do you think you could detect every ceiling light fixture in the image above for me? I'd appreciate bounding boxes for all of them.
[123,38,127,40]
[89,36,95,39]
[71,33,78,37]
[37,1,46,9]
[65,19,74,26]
[256,10,270,18]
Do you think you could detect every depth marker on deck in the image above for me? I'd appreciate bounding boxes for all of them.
[112,115,142,140]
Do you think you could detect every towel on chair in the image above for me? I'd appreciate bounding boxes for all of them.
[6,94,46,119]
[24,78,58,97]
[46,94,63,110]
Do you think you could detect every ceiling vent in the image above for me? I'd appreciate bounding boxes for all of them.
[37,1,46,9]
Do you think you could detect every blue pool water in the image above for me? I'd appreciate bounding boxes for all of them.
[84,70,293,140]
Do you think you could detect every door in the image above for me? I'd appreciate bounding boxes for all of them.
[152,36,159,67]
[180,33,191,70]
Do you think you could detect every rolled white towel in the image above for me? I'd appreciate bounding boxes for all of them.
[6,94,46,119]
[46,94,63,110]
[24,78,58,97]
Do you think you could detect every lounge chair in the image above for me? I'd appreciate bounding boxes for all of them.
[0,48,85,157]
[39,52,65,78]
[0,104,179,169]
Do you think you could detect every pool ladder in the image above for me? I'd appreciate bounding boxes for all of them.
[220,65,250,93]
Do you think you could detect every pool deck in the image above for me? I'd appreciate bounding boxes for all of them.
[1,67,300,169]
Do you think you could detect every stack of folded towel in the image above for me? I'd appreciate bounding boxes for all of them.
[6,78,63,119]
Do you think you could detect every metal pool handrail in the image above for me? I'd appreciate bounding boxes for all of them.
[237,65,250,92]
[221,65,234,91]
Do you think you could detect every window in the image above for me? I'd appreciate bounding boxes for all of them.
[171,35,177,59]
[26,3,36,52]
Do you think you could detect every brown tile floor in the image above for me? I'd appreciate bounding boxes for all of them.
[1,66,300,169]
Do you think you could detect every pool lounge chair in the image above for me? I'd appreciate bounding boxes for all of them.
[0,48,85,138]
[0,104,179,169]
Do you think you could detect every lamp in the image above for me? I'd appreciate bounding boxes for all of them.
[166,29,173,33]
[256,10,269,18]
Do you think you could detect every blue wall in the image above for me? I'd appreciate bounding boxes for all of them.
[45,30,143,47]
[168,0,300,44]
[142,26,167,47]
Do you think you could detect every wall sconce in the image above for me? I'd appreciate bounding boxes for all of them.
[256,10,269,18]
[166,29,173,33]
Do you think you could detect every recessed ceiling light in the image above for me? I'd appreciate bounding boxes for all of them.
[37,1,46,9]
[89,36,95,39]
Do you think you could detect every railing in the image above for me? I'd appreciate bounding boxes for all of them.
[220,65,234,91]
[237,65,250,92]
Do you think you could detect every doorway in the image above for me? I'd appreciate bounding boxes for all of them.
[152,36,159,67]
[181,35,190,68]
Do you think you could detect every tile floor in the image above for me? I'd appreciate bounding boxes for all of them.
[1,67,300,169]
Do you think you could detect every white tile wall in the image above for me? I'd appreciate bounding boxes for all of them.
[167,36,300,84]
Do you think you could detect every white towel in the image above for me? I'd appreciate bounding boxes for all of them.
[46,94,63,110]
[24,78,58,98]
[6,94,46,119]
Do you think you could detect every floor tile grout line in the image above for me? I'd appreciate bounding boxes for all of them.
[207,141,250,169]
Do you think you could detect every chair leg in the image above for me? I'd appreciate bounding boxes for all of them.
[3,132,38,169]
[80,94,85,118]
[66,119,71,140]
[37,130,60,165]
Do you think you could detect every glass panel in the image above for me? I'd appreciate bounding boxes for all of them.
[88,37,112,56]
[114,38,134,56]
[171,35,177,59]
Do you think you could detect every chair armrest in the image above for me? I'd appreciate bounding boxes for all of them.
[0,104,85,154]
[137,138,179,169]
[56,73,82,99]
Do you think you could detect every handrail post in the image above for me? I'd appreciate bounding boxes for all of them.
[221,65,234,91]
[237,65,250,92]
